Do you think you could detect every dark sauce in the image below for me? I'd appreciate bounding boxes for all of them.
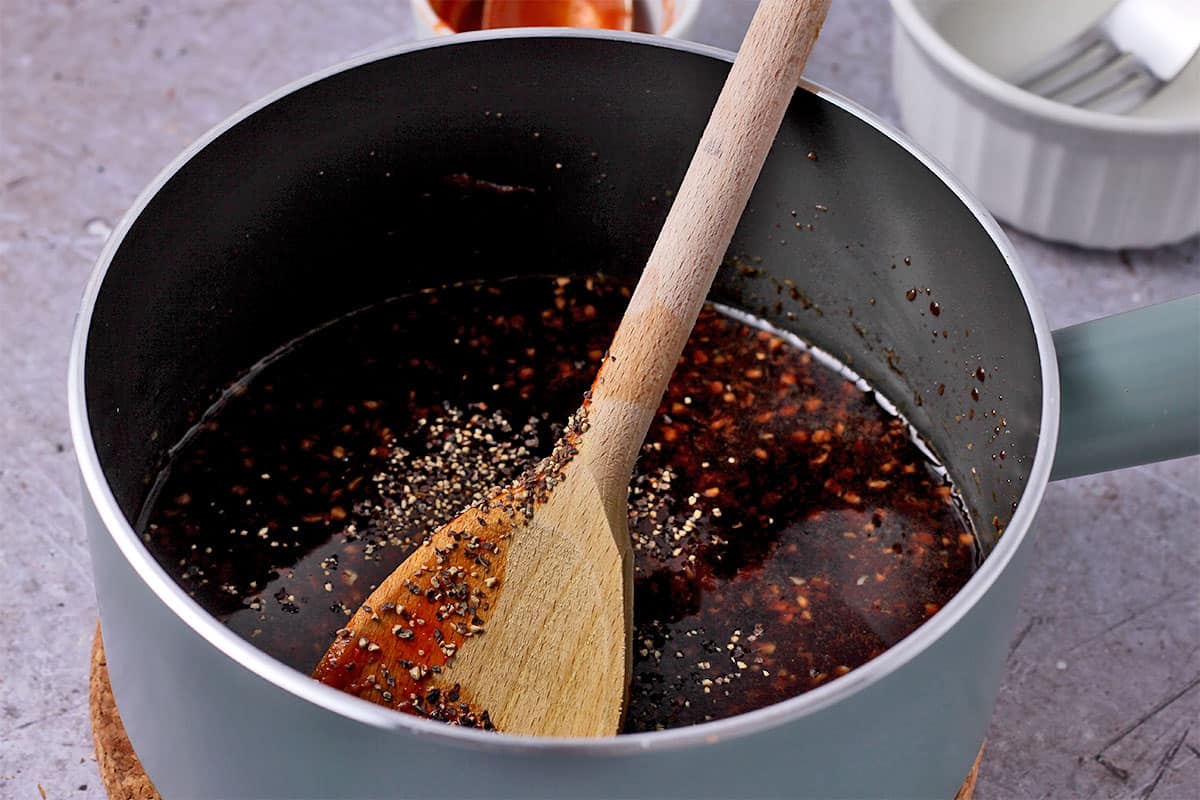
[141,274,978,733]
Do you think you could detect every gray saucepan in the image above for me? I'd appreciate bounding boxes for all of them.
[68,30,1200,799]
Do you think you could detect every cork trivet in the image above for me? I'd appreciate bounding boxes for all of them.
[90,625,161,800]
[954,745,984,800]
[90,624,981,799]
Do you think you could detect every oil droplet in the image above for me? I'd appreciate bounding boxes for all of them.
[937,383,946,396]
[930,301,941,316]
[904,256,912,265]
[975,367,986,382]
[970,387,980,402]
[906,288,917,302]
[999,450,1007,460]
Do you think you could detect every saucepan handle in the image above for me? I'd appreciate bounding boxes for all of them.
[1051,294,1200,480]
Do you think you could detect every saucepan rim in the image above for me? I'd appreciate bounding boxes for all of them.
[67,28,1059,756]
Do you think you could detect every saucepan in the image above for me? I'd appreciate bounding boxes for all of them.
[69,31,1200,798]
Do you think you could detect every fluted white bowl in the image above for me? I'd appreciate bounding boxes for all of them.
[890,0,1200,250]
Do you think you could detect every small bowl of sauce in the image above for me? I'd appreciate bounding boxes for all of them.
[411,0,703,39]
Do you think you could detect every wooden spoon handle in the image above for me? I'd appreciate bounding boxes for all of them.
[581,0,832,498]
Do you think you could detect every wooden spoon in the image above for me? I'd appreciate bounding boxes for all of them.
[313,0,832,737]
[480,0,634,31]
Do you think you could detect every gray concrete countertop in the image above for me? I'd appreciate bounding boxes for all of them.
[2,2,1197,798]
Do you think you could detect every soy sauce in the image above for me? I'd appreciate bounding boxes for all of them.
[141,274,978,732]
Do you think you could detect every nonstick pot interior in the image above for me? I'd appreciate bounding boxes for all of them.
[85,32,1039,658]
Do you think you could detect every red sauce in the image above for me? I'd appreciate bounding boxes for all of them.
[429,0,634,32]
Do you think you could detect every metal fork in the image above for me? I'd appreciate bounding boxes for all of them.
[1009,0,1200,114]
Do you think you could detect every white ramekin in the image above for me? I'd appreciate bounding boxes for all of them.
[411,1,703,40]
[890,0,1200,250]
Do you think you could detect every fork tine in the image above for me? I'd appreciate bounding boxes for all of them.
[1079,68,1162,114]
[1010,23,1109,90]
[1022,38,1123,98]
[1051,51,1144,105]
